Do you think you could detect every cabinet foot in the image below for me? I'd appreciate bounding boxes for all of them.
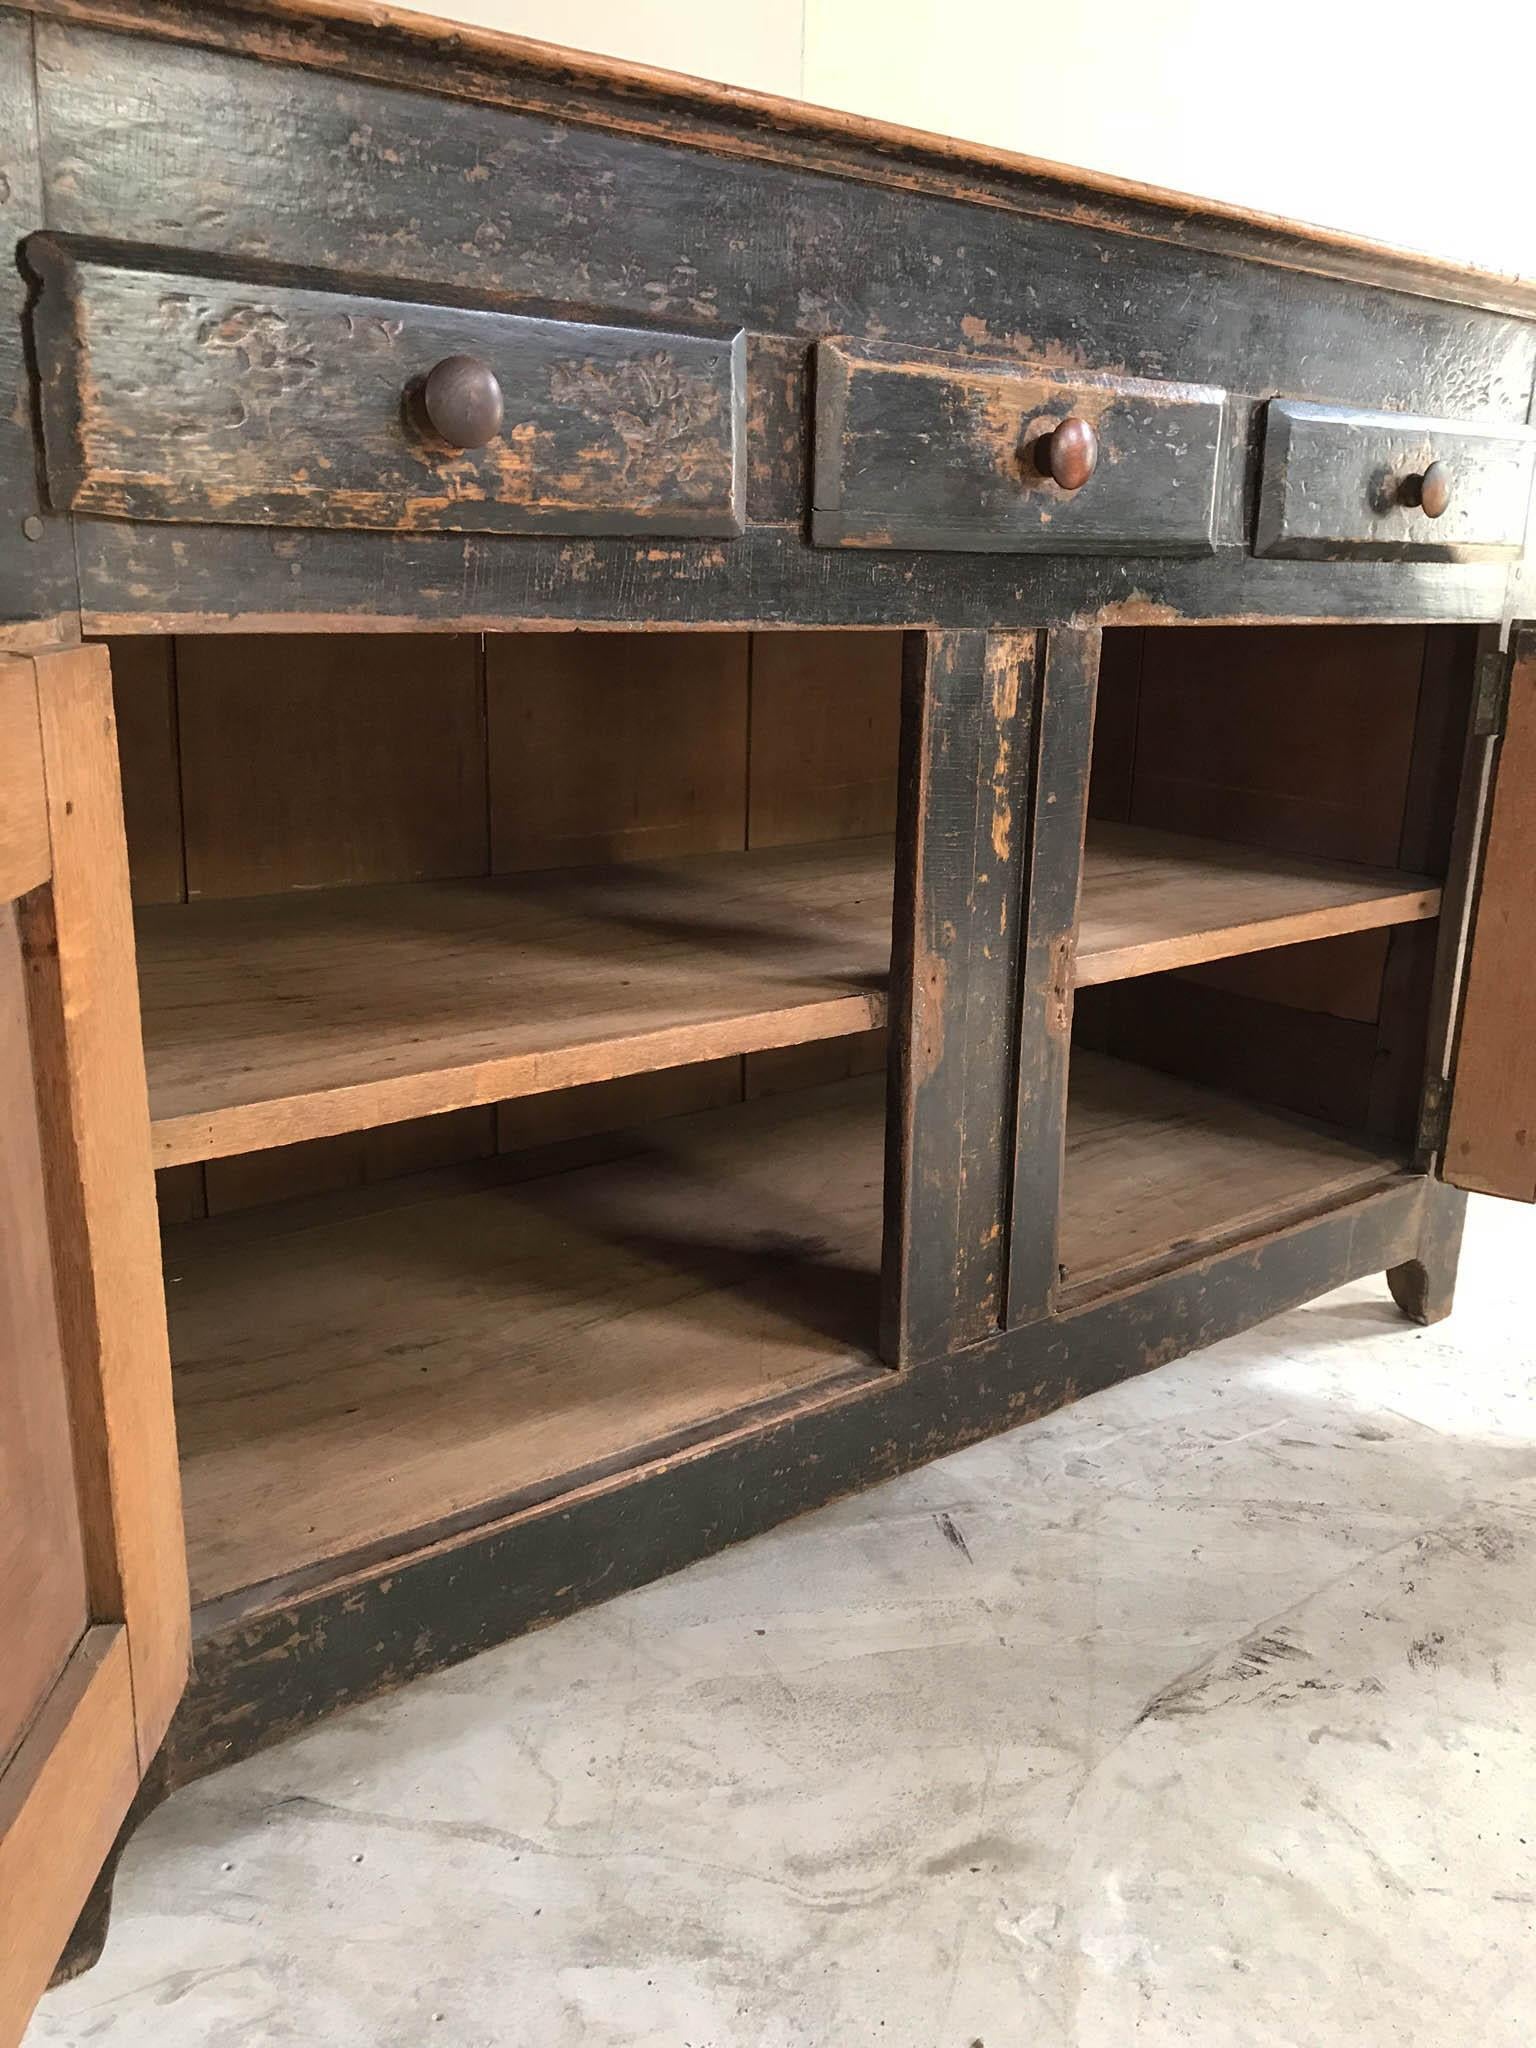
[1386,1185,1467,1327]
[48,1839,124,1985]
[47,1755,168,1987]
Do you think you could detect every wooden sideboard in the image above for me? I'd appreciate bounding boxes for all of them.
[4,1,1536,2030]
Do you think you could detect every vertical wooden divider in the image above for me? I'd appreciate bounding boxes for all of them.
[882,629,1036,1367]
[1007,629,1102,1326]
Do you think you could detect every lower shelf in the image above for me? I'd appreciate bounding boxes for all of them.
[1059,1053,1405,1299]
[168,1058,1406,1615]
[168,1081,889,1610]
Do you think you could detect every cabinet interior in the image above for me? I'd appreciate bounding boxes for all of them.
[104,621,1471,1619]
[1065,622,1472,1300]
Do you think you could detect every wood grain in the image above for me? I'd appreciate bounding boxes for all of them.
[137,827,1442,1167]
[0,661,49,904]
[0,904,88,1777]
[20,643,189,1757]
[1445,633,1536,1198]
[1060,1053,1403,1299]
[168,1048,1403,1606]
[177,634,485,898]
[496,1060,741,1158]
[203,1109,498,1217]
[103,637,183,906]
[1077,824,1439,984]
[488,633,748,871]
[746,631,902,848]
[0,1628,137,2048]
[167,1079,889,1604]
[140,837,893,1165]
[1124,625,1428,864]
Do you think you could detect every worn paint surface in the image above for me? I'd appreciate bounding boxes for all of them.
[2,12,1529,625]
[813,343,1225,555]
[30,245,746,538]
[1257,400,1536,563]
[882,630,1035,1366]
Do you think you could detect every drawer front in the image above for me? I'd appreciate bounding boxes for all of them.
[1256,399,1536,561]
[812,342,1226,554]
[29,242,745,539]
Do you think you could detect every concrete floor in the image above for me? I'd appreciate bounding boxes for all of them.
[31,1196,1536,2047]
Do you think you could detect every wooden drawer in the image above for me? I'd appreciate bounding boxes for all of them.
[1256,399,1535,561]
[28,241,745,539]
[811,341,1226,554]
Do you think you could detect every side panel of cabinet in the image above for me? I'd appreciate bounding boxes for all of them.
[1443,630,1536,1198]
[0,645,189,2045]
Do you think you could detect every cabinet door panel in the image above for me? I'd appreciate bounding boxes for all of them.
[0,902,89,1774]
[0,645,188,2048]
[1444,632,1536,1199]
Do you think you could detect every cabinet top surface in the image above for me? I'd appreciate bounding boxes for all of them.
[15,0,1536,319]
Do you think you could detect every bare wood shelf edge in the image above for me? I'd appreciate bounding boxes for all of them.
[169,1058,1402,1611]
[1074,823,1440,986]
[139,827,1441,1167]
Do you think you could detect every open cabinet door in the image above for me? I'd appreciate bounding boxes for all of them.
[1443,629,1536,1199]
[0,644,188,2046]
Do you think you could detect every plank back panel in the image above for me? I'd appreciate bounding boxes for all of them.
[1125,625,1425,863]
[178,634,486,899]
[488,632,748,871]
[108,637,184,907]
[746,632,902,847]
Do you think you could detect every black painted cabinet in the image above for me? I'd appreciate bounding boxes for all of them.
[2,3,1535,2027]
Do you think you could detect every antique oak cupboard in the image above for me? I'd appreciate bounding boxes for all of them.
[4,0,1536,2028]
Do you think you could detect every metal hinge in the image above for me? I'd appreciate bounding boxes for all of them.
[1472,650,1510,739]
[1416,1072,1450,1162]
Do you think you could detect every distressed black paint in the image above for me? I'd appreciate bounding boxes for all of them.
[813,344,1224,556]
[882,630,1033,1364]
[1008,628,1100,1324]
[30,243,747,538]
[1257,400,1536,563]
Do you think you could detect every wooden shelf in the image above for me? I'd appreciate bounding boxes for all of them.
[139,838,894,1167]
[1059,1052,1403,1299]
[170,1057,1403,1613]
[1075,823,1439,986]
[138,828,1439,1167]
[170,1079,888,1611]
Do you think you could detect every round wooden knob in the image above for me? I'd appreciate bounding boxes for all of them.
[1042,415,1098,491]
[417,355,503,450]
[1418,460,1452,519]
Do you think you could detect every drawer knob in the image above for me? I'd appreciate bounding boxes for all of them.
[1040,415,1099,491]
[416,354,504,450]
[1418,460,1452,520]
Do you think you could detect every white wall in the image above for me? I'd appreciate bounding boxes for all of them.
[390,0,1536,278]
